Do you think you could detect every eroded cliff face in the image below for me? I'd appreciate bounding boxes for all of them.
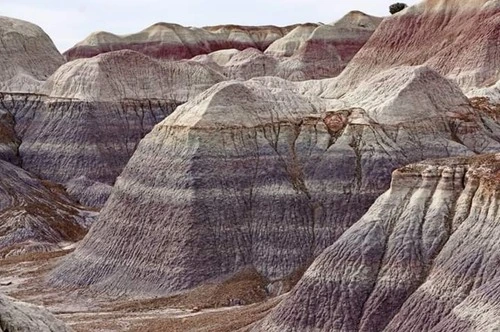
[322,0,500,97]
[253,154,500,332]
[49,66,500,297]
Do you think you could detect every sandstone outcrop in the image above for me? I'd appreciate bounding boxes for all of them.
[50,66,500,296]
[63,23,304,61]
[254,153,500,332]
[0,160,89,257]
[0,295,71,332]
[322,0,500,97]
[18,50,224,184]
[0,16,64,93]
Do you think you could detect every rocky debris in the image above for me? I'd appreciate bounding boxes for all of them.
[63,23,306,61]
[18,50,224,185]
[0,160,88,257]
[0,295,71,332]
[0,16,64,93]
[322,0,500,97]
[65,176,112,209]
[254,154,500,332]
[469,79,500,103]
[49,65,500,297]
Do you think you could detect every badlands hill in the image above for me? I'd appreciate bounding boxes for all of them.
[0,0,499,330]
[63,23,306,61]
[50,66,500,296]
[191,11,382,81]
[0,16,64,93]
[254,153,500,332]
[324,0,500,97]
[0,160,90,257]
[17,50,223,186]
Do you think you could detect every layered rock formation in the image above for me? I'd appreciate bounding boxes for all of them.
[18,50,224,184]
[0,17,64,162]
[273,11,382,80]
[63,23,303,61]
[0,295,71,332]
[191,12,382,81]
[50,65,500,296]
[0,160,89,257]
[254,153,500,332]
[323,0,500,97]
[0,16,64,93]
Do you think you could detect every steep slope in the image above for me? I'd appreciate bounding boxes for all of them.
[0,16,64,93]
[192,12,382,81]
[50,66,500,296]
[323,0,500,97]
[0,160,89,257]
[64,23,304,61]
[254,154,500,332]
[0,16,64,157]
[275,11,383,80]
[0,295,71,332]
[18,50,224,184]
[265,24,318,57]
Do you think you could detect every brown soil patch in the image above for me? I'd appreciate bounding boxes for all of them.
[110,267,269,312]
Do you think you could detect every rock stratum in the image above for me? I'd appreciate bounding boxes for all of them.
[254,153,500,332]
[63,23,306,61]
[17,50,224,185]
[191,11,382,81]
[50,65,500,296]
